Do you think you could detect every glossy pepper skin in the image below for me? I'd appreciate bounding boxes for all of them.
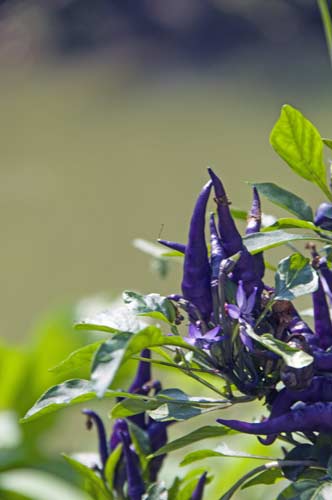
[82,409,109,468]
[158,239,186,254]
[120,429,145,500]
[218,402,332,436]
[312,277,332,350]
[209,212,226,281]
[314,202,332,230]
[181,180,213,320]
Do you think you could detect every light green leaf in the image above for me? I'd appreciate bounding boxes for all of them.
[180,444,273,466]
[230,207,247,220]
[152,425,236,457]
[270,105,331,200]
[21,379,154,423]
[76,303,145,334]
[91,333,132,397]
[263,218,318,232]
[246,328,313,369]
[143,483,168,500]
[63,454,110,500]
[244,230,328,254]
[250,182,313,221]
[275,253,319,301]
[104,444,122,492]
[123,291,176,324]
[49,341,104,376]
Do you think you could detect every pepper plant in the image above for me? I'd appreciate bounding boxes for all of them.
[18,101,332,499]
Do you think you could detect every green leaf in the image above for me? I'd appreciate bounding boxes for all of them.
[49,341,104,376]
[104,444,122,492]
[123,291,176,324]
[241,468,283,490]
[91,333,132,397]
[21,379,154,423]
[111,398,158,419]
[244,230,328,254]
[263,218,318,232]
[250,182,313,221]
[277,479,332,500]
[246,328,313,369]
[270,105,331,200]
[62,454,110,500]
[230,207,247,220]
[180,444,273,466]
[152,425,236,457]
[76,304,145,334]
[323,138,332,150]
[275,253,319,301]
[143,483,168,500]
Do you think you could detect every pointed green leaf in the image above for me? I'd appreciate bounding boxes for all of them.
[104,444,122,492]
[246,328,313,369]
[277,479,332,500]
[244,230,328,254]
[241,468,283,490]
[143,483,168,500]
[76,304,145,334]
[152,425,236,457]
[49,341,104,376]
[180,444,273,466]
[250,182,313,221]
[270,105,332,200]
[263,218,318,232]
[323,138,332,150]
[275,253,319,301]
[123,291,176,324]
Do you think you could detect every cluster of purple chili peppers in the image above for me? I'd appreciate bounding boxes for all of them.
[160,169,332,448]
[83,349,207,499]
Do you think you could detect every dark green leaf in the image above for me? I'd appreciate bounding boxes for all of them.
[263,218,318,232]
[123,291,176,324]
[277,479,332,500]
[62,454,110,500]
[49,341,104,376]
[241,468,283,490]
[270,105,331,200]
[246,327,313,369]
[143,483,168,500]
[244,230,328,254]
[275,253,319,300]
[152,425,236,457]
[91,333,132,397]
[250,182,313,221]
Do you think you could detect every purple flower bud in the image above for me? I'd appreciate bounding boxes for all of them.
[120,430,145,500]
[218,402,332,436]
[158,239,186,254]
[182,180,213,320]
[82,409,109,468]
[191,471,208,500]
[314,202,332,230]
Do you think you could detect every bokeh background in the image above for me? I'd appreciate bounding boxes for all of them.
[0,1,331,499]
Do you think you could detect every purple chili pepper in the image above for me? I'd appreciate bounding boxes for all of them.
[314,202,332,231]
[259,375,332,444]
[209,212,226,280]
[312,277,332,350]
[120,430,145,500]
[217,401,332,436]
[128,349,151,394]
[191,471,208,500]
[147,419,169,482]
[82,409,109,468]
[207,167,242,255]
[246,187,261,235]
[182,180,212,320]
[158,239,186,254]
[314,351,332,371]
[109,418,128,451]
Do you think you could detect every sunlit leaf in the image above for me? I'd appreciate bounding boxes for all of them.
[250,182,313,221]
[180,444,273,466]
[274,253,319,301]
[244,230,328,254]
[104,445,122,492]
[270,105,331,200]
[63,455,110,500]
[49,341,104,376]
[263,218,318,232]
[123,291,176,324]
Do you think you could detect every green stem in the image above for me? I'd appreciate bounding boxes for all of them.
[318,0,332,68]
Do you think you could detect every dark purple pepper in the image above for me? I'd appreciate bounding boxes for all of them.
[207,167,242,255]
[313,278,332,350]
[120,430,145,500]
[109,418,128,451]
[129,349,151,394]
[314,202,332,231]
[259,376,332,444]
[181,180,213,320]
[209,212,226,280]
[191,471,208,500]
[246,187,261,235]
[147,420,168,481]
[314,351,332,370]
[218,401,332,436]
[82,409,109,468]
[317,257,332,299]
[158,239,186,254]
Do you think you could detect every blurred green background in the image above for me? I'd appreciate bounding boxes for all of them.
[0,1,331,498]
